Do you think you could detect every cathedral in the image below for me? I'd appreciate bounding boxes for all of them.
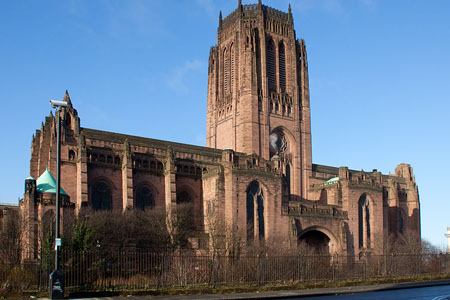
[19,1,420,258]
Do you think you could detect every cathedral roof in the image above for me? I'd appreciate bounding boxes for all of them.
[36,169,67,195]
[80,128,223,157]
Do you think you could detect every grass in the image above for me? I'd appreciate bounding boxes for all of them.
[1,273,450,299]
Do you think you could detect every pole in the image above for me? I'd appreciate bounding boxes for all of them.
[50,104,64,299]
[55,108,61,270]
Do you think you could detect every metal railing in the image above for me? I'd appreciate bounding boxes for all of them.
[1,251,449,292]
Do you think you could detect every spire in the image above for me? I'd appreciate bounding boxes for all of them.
[63,89,72,106]
[219,10,222,27]
[288,3,293,23]
[258,0,262,5]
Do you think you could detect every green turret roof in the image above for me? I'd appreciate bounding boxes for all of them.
[326,177,339,183]
[36,169,67,195]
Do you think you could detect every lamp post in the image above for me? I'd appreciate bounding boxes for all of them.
[49,99,67,299]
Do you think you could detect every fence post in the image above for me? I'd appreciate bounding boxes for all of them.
[257,254,261,286]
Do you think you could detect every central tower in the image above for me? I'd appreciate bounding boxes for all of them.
[206,1,312,199]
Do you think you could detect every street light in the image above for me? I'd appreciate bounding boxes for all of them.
[49,99,67,299]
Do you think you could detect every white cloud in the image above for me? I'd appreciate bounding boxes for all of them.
[166,60,204,94]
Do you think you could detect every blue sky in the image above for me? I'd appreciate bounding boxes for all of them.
[0,0,449,248]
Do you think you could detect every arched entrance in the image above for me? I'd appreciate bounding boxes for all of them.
[298,228,337,255]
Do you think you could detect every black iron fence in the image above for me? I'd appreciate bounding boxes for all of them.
[1,251,450,292]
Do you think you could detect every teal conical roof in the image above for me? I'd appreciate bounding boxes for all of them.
[36,169,67,195]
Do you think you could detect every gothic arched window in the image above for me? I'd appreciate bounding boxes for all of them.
[230,44,235,95]
[223,48,228,94]
[279,41,286,92]
[92,181,112,211]
[136,186,154,210]
[247,181,264,242]
[358,194,370,249]
[266,39,276,92]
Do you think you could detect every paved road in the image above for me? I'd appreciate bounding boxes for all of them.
[276,284,450,300]
[41,280,450,300]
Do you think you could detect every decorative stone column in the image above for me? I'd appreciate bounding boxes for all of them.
[76,134,88,213]
[164,146,177,235]
[122,139,134,211]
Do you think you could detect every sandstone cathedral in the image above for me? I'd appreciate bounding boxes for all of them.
[18,1,420,258]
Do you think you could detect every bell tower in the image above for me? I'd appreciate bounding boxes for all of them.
[206,2,312,199]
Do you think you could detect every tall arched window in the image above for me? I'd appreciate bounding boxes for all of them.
[136,186,154,210]
[247,181,264,242]
[254,28,262,90]
[223,48,228,94]
[65,113,71,127]
[230,44,235,96]
[266,39,276,92]
[398,208,404,234]
[358,194,370,249]
[285,163,291,194]
[279,41,286,92]
[92,181,112,211]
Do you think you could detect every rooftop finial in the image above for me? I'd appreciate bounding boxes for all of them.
[219,10,223,27]
[238,0,242,8]
[63,89,72,105]
[288,3,293,22]
[258,0,262,5]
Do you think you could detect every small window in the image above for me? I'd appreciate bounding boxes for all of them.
[114,156,121,165]
[150,161,156,169]
[107,155,113,164]
[143,160,149,168]
[99,155,105,163]
[68,150,76,161]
